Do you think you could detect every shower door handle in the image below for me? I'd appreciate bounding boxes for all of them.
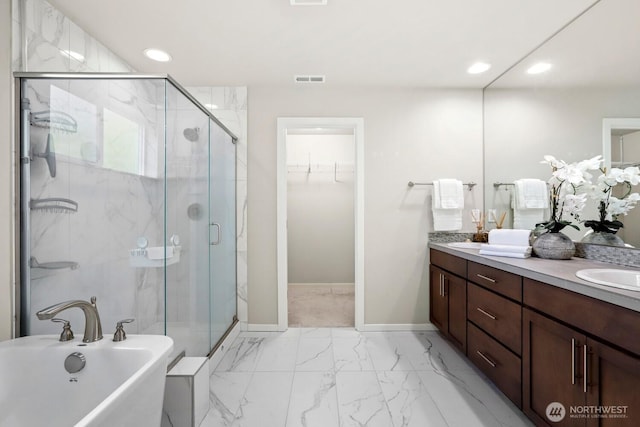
[210,222,221,245]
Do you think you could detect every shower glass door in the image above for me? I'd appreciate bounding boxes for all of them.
[209,120,237,348]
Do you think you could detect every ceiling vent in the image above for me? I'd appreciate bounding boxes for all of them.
[294,75,326,84]
[290,0,327,5]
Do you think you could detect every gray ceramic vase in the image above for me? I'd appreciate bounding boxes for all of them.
[532,231,575,260]
[581,231,625,247]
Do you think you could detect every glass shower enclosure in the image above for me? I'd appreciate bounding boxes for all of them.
[16,73,237,360]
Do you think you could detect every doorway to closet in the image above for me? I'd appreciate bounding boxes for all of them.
[277,117,364,331]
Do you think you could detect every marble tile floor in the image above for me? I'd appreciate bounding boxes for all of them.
[202,328,533,427]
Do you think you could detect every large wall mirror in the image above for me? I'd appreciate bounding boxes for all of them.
[484,0,640,248]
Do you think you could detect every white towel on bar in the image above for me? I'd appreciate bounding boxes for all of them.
[512,179,547,229]
[432,179,464,231]
[433,179,464,209]
[514,179,548,209]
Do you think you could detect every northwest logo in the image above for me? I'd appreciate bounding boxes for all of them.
[546,402,566,422]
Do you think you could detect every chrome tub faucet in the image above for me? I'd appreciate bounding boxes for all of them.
[36,296,103,343]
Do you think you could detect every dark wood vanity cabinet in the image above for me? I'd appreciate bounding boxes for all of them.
[429,247,640,427]
[429,250,467,353]
[523,279,640,427]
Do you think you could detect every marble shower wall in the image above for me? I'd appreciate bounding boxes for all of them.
[13,0,250,344]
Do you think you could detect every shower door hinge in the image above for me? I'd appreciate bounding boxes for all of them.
[21,156,30,164]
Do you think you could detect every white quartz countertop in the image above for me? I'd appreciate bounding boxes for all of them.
[429,242,640,313]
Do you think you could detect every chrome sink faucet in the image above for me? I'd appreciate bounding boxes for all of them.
[36,296,103,343]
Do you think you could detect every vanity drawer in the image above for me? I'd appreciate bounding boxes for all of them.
[467,322,522,408]
[468,283,522,355]
[468,261,522,302]
[430,249,466,278]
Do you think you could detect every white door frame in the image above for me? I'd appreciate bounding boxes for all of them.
[277,117,364,331]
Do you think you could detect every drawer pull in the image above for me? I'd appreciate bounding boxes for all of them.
[476,273,496,283]
[476,350,497,368]
[476,307,497,320]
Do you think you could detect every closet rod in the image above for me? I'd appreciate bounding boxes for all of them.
[407,181,476,191]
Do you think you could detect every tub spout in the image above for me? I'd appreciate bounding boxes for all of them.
[36,297,103,343]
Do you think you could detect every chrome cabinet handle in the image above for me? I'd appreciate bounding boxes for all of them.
[476,307,497,320]
[476,274,496,283]
[583,344,588,393]
[210,222,221,245]
[476,350,497,368]
[571,338,576,385]
[441,274,446,297]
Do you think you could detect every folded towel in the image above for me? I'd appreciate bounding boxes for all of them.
[480,244,532,254]
[433,179,464,209]
[478,250,531,259]
[514,179,548,209]
[488,229,532,246]
[431,179,464,231]
[432,209,463,231]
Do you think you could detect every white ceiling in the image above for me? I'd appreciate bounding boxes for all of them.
[49,0,599,89]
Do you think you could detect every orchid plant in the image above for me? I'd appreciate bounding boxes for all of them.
[538,155,602,233]
[583,166,640,233]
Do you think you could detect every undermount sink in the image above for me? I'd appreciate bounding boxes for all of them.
[448,242,482,249]
[575,269,640,292]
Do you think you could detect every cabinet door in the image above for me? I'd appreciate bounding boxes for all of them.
[429,265,448,334]
[447,272,466,352]
[586,338,640,427]
[523,309,585,426]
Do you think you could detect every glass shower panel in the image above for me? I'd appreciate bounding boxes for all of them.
[164,82,212,357]
[21,77,166,338]
[209,120,237,347]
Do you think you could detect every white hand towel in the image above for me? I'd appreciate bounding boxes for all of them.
[513,209,546,230]
[434,179,464,209]
[431,179,464,231]
[488,229,532,246]
[514,179,549,209]
[480,244,532,254]
[478,250,531,259]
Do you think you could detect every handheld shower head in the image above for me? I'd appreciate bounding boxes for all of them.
[183,127,200,142]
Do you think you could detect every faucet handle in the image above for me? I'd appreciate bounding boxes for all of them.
[51,318,74,342]
[113,318,135,342]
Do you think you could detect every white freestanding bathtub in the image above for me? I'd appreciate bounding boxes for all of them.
[0,334,173,427]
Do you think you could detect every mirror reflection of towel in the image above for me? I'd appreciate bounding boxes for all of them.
[513,179,548,229]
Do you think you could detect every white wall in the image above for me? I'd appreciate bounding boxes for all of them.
[287,134,355,283]
[1,0,14,340]
[248,86,483,325]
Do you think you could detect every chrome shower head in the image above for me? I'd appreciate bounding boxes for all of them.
[183,127,200,142]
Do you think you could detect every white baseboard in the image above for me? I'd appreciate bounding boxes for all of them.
[358,323,437,332]
[288,283,355,287]
[208,322,241,372]
[247,323,282,332]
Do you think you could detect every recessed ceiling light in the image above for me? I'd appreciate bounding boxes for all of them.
[205,103,218,110]
[60,49,85,63]
[467,62,491,74]
[527,62,552,74]
[143,48,172,62]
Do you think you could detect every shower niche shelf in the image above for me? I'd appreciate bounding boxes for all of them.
[129,246,181,268]
[30,198,78,214]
